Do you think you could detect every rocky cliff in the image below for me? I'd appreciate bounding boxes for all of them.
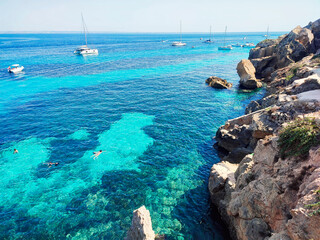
[209,18,320,240]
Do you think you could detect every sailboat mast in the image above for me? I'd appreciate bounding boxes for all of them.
[266,25,269,39]
[224,26,227,46]
[82,13,87,46]
[180,21,182,42]
[210,25,212,40]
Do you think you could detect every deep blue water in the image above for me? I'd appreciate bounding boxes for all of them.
[0,32,279,239]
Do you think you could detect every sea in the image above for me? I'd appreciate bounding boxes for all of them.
[0,32,281,239]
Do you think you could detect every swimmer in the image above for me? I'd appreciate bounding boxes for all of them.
[13,149,18,154]
[91,150,104,160]
[43,162,59,168]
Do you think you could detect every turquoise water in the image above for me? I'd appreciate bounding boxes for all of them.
[0,33,276,239]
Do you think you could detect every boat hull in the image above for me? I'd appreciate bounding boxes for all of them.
[8,66,24,73]
[74,48,98,55]
[172,42,186,46]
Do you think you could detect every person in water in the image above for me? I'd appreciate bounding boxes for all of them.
[13,149,18,154]
[44,162,59,168]
[91,150,104,160]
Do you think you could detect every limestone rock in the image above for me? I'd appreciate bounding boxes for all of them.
[310,18,320,51]
[206,76,232,89]
[237,59,262,89]
[126,206,155,240]
[276,26,314,68]
[249,38,279,59]
[208,161,238,238]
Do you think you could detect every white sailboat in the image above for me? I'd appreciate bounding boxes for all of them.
[218,26,232,50]
[172,21,186,46]
[203,25,214,43]
[74,14,98,55]
[264,25,269,39]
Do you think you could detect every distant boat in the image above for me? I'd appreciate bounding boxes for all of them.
[218,26,232,50]
[232,43,243,47]
[243,42,255,48]
[172,21,186,46]
[203,25,214,43]
[7,64,24,73]
[264,25,269,39]
[74,13,98,55]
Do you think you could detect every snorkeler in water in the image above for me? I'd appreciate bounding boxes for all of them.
[91,150,104,160]
[13,149,18,154]
[43,162,59,168]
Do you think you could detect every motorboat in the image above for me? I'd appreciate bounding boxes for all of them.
[218,26,232,51]
[243,43,255,48]
[8,64,24,73]
[74,14,98,55]
[172,21,186,47]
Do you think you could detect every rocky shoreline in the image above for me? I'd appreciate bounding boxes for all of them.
[209,18,320,240]
[125,19,320,240]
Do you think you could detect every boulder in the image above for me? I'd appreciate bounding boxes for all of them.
[237,59,262,89]
[208,161,238,239]
[276,26,314,68]
[206,76,232,89]
[249,39,278,59]
[310,18,320,51]
[126,206,155,240]
[250,56,277,79]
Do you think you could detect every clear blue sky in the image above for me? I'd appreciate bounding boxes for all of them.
[0,0,319,33]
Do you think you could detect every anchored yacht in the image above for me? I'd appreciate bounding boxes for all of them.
[74,14,98,55]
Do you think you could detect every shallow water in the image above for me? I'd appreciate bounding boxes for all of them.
[0,32,280,239]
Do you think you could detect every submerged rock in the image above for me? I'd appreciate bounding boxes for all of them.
[237,59,262,89]
[125,206,155,240]
[206,76,233,89]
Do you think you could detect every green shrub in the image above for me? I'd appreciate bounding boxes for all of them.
[305,189,320,216]
[285,73,294,81]
[278,118,320,158]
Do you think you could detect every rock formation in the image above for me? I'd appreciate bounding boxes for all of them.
[209,18,320,240]
[206,76,233,89]
[126,206,156,240]
[245,18,320,82]
[237,59,262,89]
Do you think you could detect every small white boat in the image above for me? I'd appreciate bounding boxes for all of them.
[172,21,186,47]
[218,45,232,50]
[172,42,186,46]
[243,43,255,48]
[264,25,269,39]
[218,26,232,50]
[8,64,24,73]
[74,14,98,55]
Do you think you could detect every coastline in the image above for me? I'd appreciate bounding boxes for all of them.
[208,18,320,240]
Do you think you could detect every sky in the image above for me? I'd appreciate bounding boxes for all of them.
[0,0,319,33]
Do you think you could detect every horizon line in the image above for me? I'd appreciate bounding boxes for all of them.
[0,30,288,34]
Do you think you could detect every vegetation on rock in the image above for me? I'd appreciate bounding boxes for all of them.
[278,118,320,158]
[305,189,320,216]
